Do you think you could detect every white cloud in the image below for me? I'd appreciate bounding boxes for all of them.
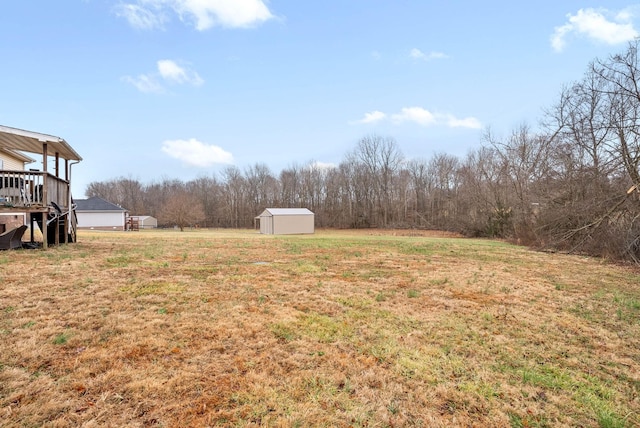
[161,138,234,167]
[352,110,386,124]
[446,115,483,129]
[409,48,424,59]
[308,161,337,170]
[392,107,437,126]
[409,48,448,61]
[551,23,572,52]
[175,0,274,30]
[157,60,204,86]
[123,59,203,92]
[551,8,638,52]
[115,3,167,30]
[121,74,164,93]
[116,0,275,31]
[353,107,482,129]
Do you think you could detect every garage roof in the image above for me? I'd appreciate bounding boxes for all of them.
[0,125,82,161]
[75,196,126,212]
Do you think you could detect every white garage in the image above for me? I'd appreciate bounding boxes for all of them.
[256,208,314,235]
[75,196,128,230]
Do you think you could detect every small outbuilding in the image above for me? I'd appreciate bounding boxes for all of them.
[256,208,314,235]
[75,196,128,230]
[129,215,157,229]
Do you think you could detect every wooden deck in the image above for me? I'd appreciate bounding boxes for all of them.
[0,170,70,210]
[0,170,76,248]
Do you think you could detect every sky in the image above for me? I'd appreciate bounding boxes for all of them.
[2,1,640,197]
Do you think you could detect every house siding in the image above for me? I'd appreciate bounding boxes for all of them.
[0,155,24,171]
[77,212,126,230]
[0,151,29,233]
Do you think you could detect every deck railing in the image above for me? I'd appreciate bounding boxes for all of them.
[0,170,70,209]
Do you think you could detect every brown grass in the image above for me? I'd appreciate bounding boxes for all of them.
[0,228,638,427]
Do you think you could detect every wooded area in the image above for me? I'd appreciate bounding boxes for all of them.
[87,42,640,263]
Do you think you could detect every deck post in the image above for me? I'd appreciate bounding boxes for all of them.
[42,144,48,204]
[41,212,48,250]
[55,217,60,245]
[42,144,48,250]
[29,214,35,243]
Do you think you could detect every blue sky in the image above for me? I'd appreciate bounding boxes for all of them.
[1,1,639,197]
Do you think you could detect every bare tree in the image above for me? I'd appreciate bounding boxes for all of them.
[279,164,302,207]
[485,125,555,243]
[537,41,640,259]
[85,176,144,214]
[324,163,354,228]
[457,146,510,236]
[221,166,247,228]
[352,135,404,227]
[300,161,329,218]
[244,163,277,219]
[427,153,460,230]
[158,190,205,231]
[594,40,640,185]
[187,175,221,227]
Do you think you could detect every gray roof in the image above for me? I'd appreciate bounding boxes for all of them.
[75,196,127,212]
[261,208,314,216]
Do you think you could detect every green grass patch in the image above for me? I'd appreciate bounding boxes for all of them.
[270,322,298,342]
[53,332,69,345]
[119,280,186,296]
[296,313,353,343]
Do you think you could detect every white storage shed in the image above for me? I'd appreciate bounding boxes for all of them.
[130,215,158,229]
[257,208,314,235]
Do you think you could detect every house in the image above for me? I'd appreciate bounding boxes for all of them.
[0,125,82,248]
[256,208,315,235]
[75,197,128,230]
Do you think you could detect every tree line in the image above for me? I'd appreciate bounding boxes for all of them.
[86,41,640,263]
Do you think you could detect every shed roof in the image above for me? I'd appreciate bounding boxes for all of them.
[0,125,82,161]
[261,208,314,216]
[75,196,127,212]
[131,215,156,221]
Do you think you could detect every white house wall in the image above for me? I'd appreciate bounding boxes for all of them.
[77,212,126,230]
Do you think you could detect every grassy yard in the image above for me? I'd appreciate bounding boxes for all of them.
[0,229,638,427]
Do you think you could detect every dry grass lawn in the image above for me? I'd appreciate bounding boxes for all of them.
[0,228,639,427]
